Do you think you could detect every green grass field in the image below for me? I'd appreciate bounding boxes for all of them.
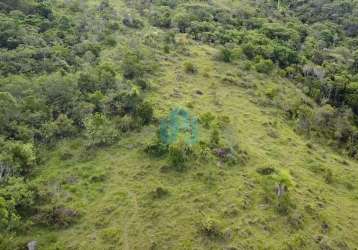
[14,40,358,249]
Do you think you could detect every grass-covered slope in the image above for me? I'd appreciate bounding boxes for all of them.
[12,44,358,249]
[1,0,358,249]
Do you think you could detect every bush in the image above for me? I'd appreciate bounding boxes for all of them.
[84,113,119,147]
[145,139,168,158]
[150,186,169,199]
[218,48,234,63]
[209,128,220,148]
[183,61,197,74]
[121,51,145,79]
[117,115,138,132]
[168,141,192,171]
[324,168,334,184]
[122,14,143,28]
[173,12,193,33]
[42,114,77,143]
[199,112,215,128]
[212,145,248,166]
[0,141,36,176]
[199,215,224,240]
[242,43,256,59]
[0,177,34,231]
[135,101,153,125]
[261,170,295,215]
[149,6,172,28]
[255,58,274,74]
[272,44,300,68]
[51,206,79,227]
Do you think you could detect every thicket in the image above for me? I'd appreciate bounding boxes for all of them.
[142,0,358,157]
[0,0,155,232]
[146,110,248,170]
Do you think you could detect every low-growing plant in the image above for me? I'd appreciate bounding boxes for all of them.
[150,186,169,199]
[209,128,220,148]
[324,168,334,184]
[199,112,216,128]
[217,115,230,128]
[255,58,274,74]
[145,141,168,158]
[183,61,197,74]
[199,214,224,240]
[122,13,143,28]
[84,113,119,147]
[218,47,234,63]
[135,101,154,125]
[212,145,248,166]
[265,85,280,100]
[51,206,80,227]
[168,140,193,171]
[261,170,295,215]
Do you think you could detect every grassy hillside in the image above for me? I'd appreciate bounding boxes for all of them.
[12,37,358,250]
[1,0,358,249]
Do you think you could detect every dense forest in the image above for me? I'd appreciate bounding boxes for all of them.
[0,0,358,249]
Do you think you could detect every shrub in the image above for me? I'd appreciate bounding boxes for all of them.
[163,45,170,54]
[149,6,172,28]
[212,145,248,166]
[104,35,117,47]
[84,113,119,147]
[199,112,215,128]
[209,128,220,148]
[217,115,230,128]
[51,206,79,227]
[135,101,153,125]
[0,141,36,176]
[42,114,77,143]
[272,44,300,68]
[0,177,34,231]
[242,43,256,59]
[122,14,143,28]
[261,170,295,215]
[264,85,280,100]
[168,141,192,171]
[255,58,274,74]
[199,215,224,240]
[183,61,197,74]
[256,167,276,175]
[324,168,334,184]
[218,47,234,63]
[117,115,138,132]
[0,197,15,231]
[150,186,169,199]
[145,140,168,158]
[121,51,145,79]
[173,12,193,33]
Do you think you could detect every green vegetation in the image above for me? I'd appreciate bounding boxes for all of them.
[0,0,358,249]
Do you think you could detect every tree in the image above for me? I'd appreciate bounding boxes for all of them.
[352,50,358,73]
[272,44,299,68]
[0,92,18,132]
[41,73,80,116]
